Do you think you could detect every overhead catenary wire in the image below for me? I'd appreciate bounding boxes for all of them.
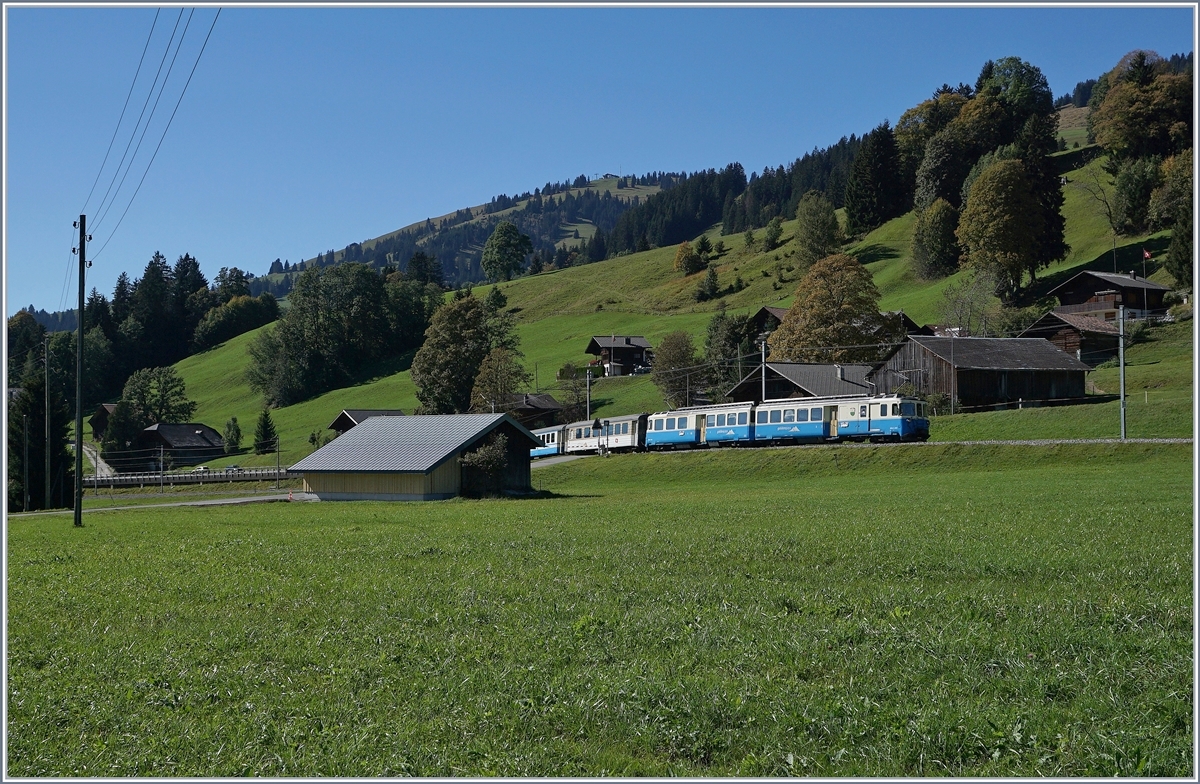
[93,7,221,260]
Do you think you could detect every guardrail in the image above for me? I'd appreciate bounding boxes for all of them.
[83,467,301,489]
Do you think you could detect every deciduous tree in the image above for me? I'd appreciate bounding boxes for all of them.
[651,331,700,408]
[793,190,842,267]
[956,159,1043,302]
[481,221,533,281]
[769,254,883,363]
[911,198,962,279]
[411,295,493,414]
[470,348,532,414]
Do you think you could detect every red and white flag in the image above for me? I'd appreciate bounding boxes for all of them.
[1143,248,1152,260]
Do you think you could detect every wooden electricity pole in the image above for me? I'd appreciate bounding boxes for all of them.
[74,215,88,527]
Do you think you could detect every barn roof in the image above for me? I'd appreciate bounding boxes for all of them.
[327,408,406,432]
[586,335,652,353]
[727,362,876,399]
[141,422,224,449]
[293,414,540,474]
[1020,311,1122,337]
[906,336,1091,371]
[507,393,562,412]
[1047,270,1172,297]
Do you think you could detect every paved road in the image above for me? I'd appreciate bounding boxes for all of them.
[80,442,116,477]
[12,492,320,517]
[531,454,589,468]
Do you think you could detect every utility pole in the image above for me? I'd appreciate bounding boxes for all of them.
[74,215,87,527]
[586,369,592,420]
[950,331,956,416]
[23,415,29,512]
[1119,305,1127,439]
[44,334,50,509]
[760,338,767,402]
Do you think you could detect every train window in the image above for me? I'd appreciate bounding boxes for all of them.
[769,409,782,423]
[575,428,582,438]
[653,419,663,431]
[584,427,592,438]
[880,404,888,417]
[622,422,629,434]
[666,417,676,429]
[707,414,716,427]
[757,410,767,424]
[891,403,899,416]
[902,402,915,417]
[782,409,794,423]
[738,412,748,425]
[717,413,726,426]
[811,407,822,421]
[860,405,867,418]
[796,408,808,422]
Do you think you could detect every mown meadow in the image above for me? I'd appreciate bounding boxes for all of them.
[8,442,1192,776]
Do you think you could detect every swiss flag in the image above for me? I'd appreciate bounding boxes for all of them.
[1143,248,1152,260]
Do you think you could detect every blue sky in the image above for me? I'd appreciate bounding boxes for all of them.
[4,4,1195,317]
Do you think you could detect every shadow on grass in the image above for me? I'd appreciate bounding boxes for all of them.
[349,349,416,385]
[852,243,900,265]
[504,490,602,500]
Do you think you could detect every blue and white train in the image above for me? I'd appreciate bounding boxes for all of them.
[530,394,930,458]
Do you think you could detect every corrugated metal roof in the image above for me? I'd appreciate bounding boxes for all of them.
[293,414,540,474]
[909,336,1091,371]
[727,362,876,398]
[507,393,562,411]
[326,409,406,431]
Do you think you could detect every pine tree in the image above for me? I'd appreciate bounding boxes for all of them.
[843,121,901,236]
[254,408,278,454]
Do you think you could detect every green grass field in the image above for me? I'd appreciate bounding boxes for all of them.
[8,442,1192,776]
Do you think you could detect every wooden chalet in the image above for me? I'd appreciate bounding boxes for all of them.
[135,422,225,467]
[327,409,406,436]
[1019,311,1121,367]
[292,414,540,501]
[872,336,1090,408]
[727,362,877,403]
[585,335,653,376]
[1047,270,1172,320]
[89,403,119,441]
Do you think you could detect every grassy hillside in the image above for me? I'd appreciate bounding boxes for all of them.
[172,152,1189,468]
[11,442,1192,775]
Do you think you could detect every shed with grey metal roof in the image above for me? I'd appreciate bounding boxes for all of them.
[293,413,541,501]
[726,362,876,402]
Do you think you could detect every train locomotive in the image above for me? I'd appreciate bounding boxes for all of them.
[530,394,930,458]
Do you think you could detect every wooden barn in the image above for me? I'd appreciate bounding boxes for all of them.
[727,362,876,403]
[1047,270,1172,320]
[1019,311,1121,367]
[872,336,1090,408]
[89,403,118,441]
[505,393,563,429]
[292,414,541,501]
[135,423,225,467]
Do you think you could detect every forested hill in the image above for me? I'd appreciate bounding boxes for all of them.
[250,134,868,298]
[252,172,676,297]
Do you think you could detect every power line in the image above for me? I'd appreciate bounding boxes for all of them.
[79,8,161,217]
[94,8,221,260]
[89,8,186,232]
[92,8,194,234]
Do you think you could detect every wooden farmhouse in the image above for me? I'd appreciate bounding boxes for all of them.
[1019,311,1121,367]
[89,403,118,441]
[327,408,405,436]
[750,307,930,340]
[585,335,652,376]
[727,362,877,403]
[505,393,563,429]
[292,413,541,501]
[1047,270,1172,320]
[135,423,225,467]
[872,336,1090,408]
